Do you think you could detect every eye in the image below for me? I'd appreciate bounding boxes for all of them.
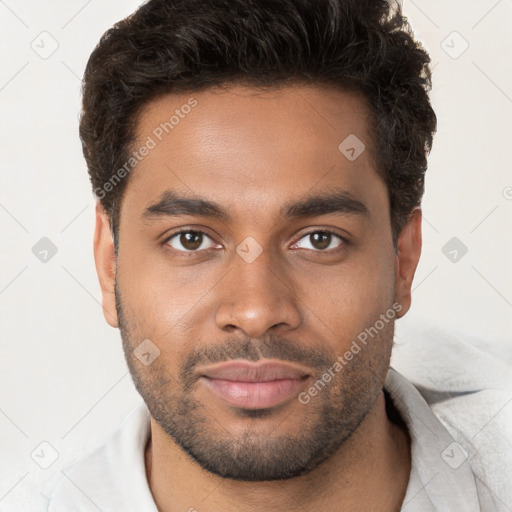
[292,230,345,252]
[165,230,218,252]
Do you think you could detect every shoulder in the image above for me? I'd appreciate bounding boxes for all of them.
[46,401,155,512]
[391,319,512,508]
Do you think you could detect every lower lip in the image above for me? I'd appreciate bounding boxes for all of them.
[202,377,307,409]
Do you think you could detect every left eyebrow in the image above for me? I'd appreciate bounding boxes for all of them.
[281,189,370,219]
[142,188,370,222]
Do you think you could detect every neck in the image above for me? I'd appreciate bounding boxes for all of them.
[145,391,411,512]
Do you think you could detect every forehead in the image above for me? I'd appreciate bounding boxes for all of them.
[123,84,386,225]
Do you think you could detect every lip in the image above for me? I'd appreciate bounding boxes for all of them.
[199,360,310,409]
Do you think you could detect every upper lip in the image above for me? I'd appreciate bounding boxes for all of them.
[199,360,310,382]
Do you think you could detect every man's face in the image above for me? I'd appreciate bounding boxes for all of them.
[96,85,418,481]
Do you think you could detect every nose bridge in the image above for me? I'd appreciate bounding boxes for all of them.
[215,242,301,337]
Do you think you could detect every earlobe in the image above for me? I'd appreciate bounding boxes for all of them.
[93,201,119,328]
[394,208,422,319]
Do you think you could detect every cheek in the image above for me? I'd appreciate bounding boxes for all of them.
[116,248,220,344]
[297,247,396,340]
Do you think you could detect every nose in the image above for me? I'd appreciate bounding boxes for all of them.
[215,247,302,338]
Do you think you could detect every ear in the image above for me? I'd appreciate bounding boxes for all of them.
[394,207,422,319]
[93,201,119,328]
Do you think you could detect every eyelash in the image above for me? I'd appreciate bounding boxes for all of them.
[162,228,347,257]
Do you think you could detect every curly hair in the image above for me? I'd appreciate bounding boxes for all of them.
[80,0,437,246]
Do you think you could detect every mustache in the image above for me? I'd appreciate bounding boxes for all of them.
[180,336,333,387]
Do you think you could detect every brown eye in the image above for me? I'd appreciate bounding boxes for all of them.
[166,230,215,252]
[310,232,331,250]
[293,230,343,252]
[180,232,202,250]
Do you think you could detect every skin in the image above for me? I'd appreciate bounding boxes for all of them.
[94,84,421,511]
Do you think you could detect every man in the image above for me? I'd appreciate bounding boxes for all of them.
[47,0,511,510]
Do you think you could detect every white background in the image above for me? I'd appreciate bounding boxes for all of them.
[0,0,511,509]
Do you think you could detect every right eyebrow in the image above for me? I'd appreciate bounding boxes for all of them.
[143,191,230,222]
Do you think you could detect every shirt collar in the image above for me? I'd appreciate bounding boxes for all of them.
[384,367,480,511]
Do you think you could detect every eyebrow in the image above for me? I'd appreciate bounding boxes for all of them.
[142,188,369,222]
